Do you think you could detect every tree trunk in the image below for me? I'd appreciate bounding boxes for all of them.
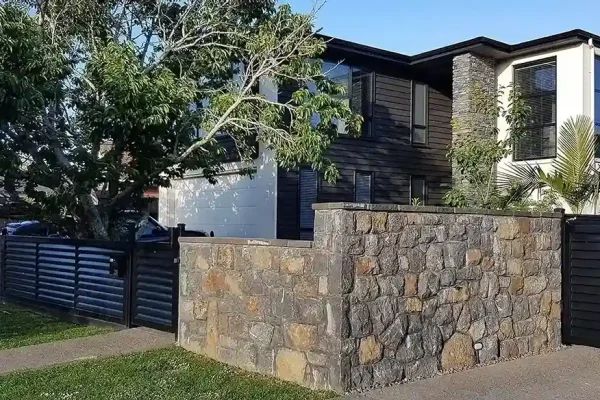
[79,193,109,240]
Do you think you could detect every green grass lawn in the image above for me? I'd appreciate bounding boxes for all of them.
[0,302,112,350]
[0,347,337,400]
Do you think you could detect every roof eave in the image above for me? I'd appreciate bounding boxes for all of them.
[318,34,411,65]
[317,29,600,67]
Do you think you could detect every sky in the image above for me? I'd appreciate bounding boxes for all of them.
[283,0,600,55]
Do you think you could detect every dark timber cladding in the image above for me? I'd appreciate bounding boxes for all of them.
[276,47,453,240]
[563,215,600,348]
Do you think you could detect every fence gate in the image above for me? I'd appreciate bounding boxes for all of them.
[563,215,600,347]
[0,230,181,333]
[130,241,179,333]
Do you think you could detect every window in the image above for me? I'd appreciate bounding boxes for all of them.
[410,176,426,205]
[595,57,600,157]
[354,172,373,203]
[321,61,374,137]
[299,168,318,240]
[513,59,557,160]
[412,82,428,144]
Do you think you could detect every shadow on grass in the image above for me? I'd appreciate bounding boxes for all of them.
[0,302,112,351]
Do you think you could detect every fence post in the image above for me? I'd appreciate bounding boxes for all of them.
[0,235,5,297]
[170,224,185,336]
[123,222,136,328]
[557,208,570,345]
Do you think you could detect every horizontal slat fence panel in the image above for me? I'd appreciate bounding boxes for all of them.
[0,229,181,333]
[1,236,130,325]
[76,246,127,320]
[564,215,600,347]
[131,242,178,332]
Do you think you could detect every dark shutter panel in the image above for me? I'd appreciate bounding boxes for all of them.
[355,172,372,203]
[352,70,373,137]
[299,169,318,239]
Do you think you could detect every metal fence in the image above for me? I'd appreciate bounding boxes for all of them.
[562,214,600,348]
[0,229,181,333]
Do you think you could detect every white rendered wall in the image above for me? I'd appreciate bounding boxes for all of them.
[159,78,278,238]
[496,43,595,213]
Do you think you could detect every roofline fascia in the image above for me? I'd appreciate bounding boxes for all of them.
[318,29,600,67]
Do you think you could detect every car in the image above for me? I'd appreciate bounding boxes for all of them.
[2,220,59,237]
[120,214,212,242]
[2,216,212,242]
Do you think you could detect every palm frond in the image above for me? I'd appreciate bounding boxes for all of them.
[555,115,596,187]
[497,162,541,192]
[495,163,542,209]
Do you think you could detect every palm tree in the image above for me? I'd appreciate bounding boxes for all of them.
[498,115,599,214]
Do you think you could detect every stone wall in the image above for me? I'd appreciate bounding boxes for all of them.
[178,237,345,391]
[452,52,497,183]
[178,205,564,393]
[313,204,563,392]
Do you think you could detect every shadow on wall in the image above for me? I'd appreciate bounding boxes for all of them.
[159,143,277,239]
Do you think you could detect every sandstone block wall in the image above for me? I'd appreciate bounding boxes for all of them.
[178,237,344,391]
[179,205,564,393]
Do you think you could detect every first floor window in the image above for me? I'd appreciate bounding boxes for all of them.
[513,58,557,160]
[410,176,426,205]
[412,82,428,144]
[595,56,600,157]
[355,172,373,203]
[299,168,318,240]
[320,61,374,137]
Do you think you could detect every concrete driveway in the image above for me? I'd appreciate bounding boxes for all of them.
[345,346,600,400]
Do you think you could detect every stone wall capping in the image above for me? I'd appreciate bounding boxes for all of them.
[312,202,564,219]
[179,236,312,248]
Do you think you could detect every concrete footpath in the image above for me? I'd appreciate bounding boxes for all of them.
[345,346,600,400]
[0,327,174,375]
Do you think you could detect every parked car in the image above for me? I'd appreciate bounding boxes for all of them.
[2,220,59,237]
[117,214,212,242]
[2,216,212,242]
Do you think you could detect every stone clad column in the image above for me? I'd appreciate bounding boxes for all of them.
[452,53,497,183]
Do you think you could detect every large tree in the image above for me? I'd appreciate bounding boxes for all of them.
[0,0,360,238]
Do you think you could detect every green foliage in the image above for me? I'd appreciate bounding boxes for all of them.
[442,188,468,208]
[445,84,531,209]
[506,189,560,212]
[0,0,360,238]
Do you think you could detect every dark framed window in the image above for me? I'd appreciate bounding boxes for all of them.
[411,82,428,144]
[322,61,374,137]
[595,57,600,157]
[513,58,557,161]
[410,176,426,205]
[299,168,318,240]
[354,171,373,203]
